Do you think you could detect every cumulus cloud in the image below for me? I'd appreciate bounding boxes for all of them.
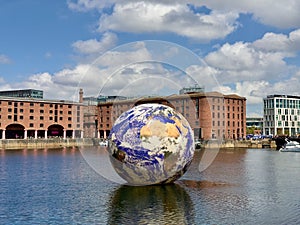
[253,29,300,55]
[72,32,118,55]
[205,41,289,84]
[98,2,239,42]
[68,0,300,30]
[198,0,300,28]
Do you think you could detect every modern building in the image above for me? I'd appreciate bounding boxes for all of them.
[96,91,246,140]
[179,85,204,94]
[263,95,300,136]
[246,117,263,134]
[0,89,43,99]
[246,117,263,128]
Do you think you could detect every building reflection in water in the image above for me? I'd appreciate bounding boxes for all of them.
[107,184,195,225]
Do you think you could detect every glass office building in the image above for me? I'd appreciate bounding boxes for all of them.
[0,89,43,99]
[263,95,300,136]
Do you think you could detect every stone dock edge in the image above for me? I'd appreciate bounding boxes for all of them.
[0,138,277,150]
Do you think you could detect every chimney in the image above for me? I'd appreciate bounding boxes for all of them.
[79,88,83,103]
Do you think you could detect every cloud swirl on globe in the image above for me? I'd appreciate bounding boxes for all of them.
[108,103,195,186]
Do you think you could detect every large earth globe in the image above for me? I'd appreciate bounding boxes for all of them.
[108,103,195,186]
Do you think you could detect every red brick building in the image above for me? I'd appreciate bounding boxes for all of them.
[0,96,84,139]
[96,92,246,140]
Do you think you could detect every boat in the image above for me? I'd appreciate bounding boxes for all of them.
[279,139,300,152]
[99,140,108,146]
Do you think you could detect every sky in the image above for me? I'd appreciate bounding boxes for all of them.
[1,0,300,117]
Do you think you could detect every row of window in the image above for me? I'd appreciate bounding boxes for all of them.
[0,101,73,108]
[264,98,300,109]
[2,115,72,121]
[0,108,72,115]
[265,114,299,121]
[277,121,300,127]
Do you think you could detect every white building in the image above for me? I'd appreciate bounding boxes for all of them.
[263,95,300,136]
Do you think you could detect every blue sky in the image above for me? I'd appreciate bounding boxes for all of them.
[1,0,300,117]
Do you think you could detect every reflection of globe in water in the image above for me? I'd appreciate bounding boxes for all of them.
[108,103,195,186]
[108,184,195,224]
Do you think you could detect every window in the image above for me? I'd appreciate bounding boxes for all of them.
[40,109,44,113]
[30,109,34,113]
[8,108,12,113]
[8,115,12,120]
[68,124,72,128]
[30,103,34,106]
[49,117,53,120]
[40,116,44,120]
[40,124,44,127]
[30,116,34,120]
[20,109,24,113]
[29,123,34,127]
[40,103,44,107]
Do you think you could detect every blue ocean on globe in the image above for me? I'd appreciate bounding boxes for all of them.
[108,103,195,186]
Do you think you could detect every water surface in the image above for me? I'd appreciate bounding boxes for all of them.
[0,147,299,224]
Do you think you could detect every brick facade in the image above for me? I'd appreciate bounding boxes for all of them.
[0,97,84,139]
[96,92,246,140]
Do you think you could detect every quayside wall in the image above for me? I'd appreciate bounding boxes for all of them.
[201,139,277,149]
[0,138,277,150]
[0,138,100,150]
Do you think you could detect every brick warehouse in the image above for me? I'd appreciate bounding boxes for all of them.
[0,96,84,139]
[95,91,246,140]
[0,89,246,141]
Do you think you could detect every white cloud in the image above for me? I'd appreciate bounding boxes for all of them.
[68,0,300,31]
[72,32,118,55]
[0,54,11,64]
[252,29,300,55]
[98,2,239,42]
[198,0,300,28]
[67,0,112,12]
[205,41,289,84]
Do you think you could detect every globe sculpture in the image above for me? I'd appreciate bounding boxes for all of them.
[108,103,195,186]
